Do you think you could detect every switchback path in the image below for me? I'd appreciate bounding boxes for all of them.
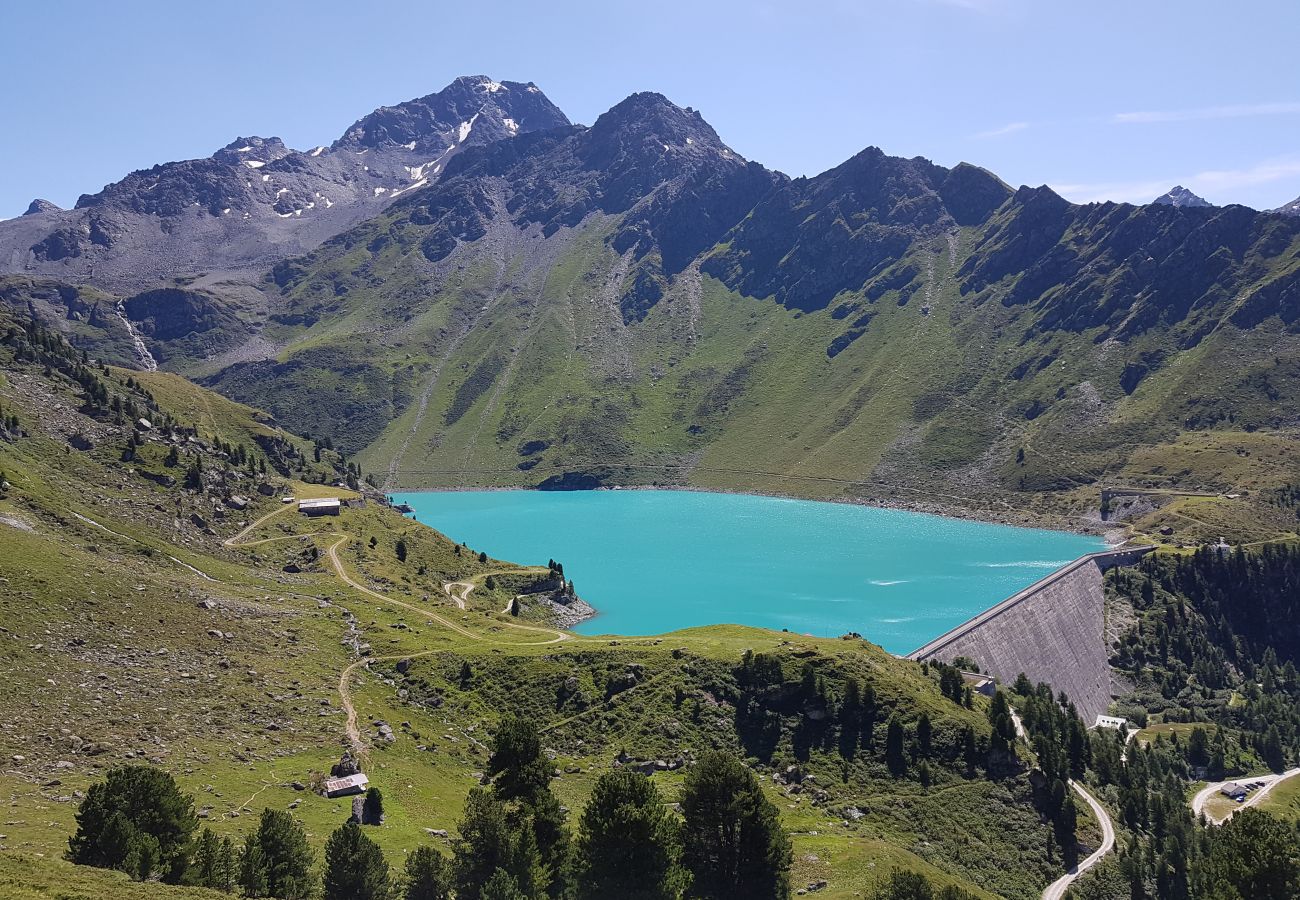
[444,581,474,609]
[224,501,572,766]
[441,566,552,610]
[223,499,666,769]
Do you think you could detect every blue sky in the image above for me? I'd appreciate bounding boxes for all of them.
[2,0,1298,218]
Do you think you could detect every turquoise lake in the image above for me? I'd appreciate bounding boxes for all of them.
[390,490,1105,654]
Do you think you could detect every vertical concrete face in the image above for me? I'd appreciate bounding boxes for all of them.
[907,549,1152,722]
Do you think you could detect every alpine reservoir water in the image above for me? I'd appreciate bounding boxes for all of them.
[390,490,1105,653]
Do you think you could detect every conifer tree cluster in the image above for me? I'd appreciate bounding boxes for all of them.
[67,726,793,899]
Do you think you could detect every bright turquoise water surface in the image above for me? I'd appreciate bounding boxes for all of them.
[390,490,1105,654]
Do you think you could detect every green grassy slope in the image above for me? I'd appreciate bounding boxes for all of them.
[1,307,1076,899]
[189,202,1300,549]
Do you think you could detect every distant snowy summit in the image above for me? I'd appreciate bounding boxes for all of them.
[1274,195,1300,217]
[1152,185,1212,208]
[0,75,569,289]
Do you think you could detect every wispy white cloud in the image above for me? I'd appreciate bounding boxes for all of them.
[1050,178,1172,205]
[972,121,1029,139]
[1113,101,1300,124]
[1052,156,1300,206]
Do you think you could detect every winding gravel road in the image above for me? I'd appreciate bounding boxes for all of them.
[1042,780,1117,900]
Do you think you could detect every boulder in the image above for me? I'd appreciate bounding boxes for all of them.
[331,752,361,778]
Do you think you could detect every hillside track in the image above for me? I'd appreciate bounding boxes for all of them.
[1042,781,1117,900]
[1012,708,1118,900]
[223,498,665,769]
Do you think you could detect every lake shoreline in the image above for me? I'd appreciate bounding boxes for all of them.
[391,488,1110,649]
[389,482,1131,548]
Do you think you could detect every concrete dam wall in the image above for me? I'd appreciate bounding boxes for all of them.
[907,547,1153,722]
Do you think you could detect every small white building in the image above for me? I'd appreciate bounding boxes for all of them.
[323,773,369,797]
[1220,782,1247,801]
[1095,715,1129,731]
[298,498,342,517]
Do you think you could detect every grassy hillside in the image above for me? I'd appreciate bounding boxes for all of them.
[0,305,1089,899]
[0,853,228,900]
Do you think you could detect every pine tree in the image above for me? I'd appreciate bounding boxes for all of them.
[486,716,571,897]
[363,787,385,825]
[239,836,269,898]
[192,827,221,888]
[680,751,791,900]
[239,808,315,899]
[482,867,529,900]
[885,716,907,775]
[839,677,862,759]
[574,769,687,900]
[861,682,877,749]
[66,765,198,883]
[403,846,452,900]
[916,712,933,759]
[323,821,392,900]
[452,788,542,900]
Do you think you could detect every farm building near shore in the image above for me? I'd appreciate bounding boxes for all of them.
[323,773,369,797]
[299,498,342,517]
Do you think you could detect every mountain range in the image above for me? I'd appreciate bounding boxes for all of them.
[2,76,1299,544]
[3,75,1300,900]
[1,76,568,290]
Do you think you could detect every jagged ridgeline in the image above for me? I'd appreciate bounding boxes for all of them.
[4,79,1298,542]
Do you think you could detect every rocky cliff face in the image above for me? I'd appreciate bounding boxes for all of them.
[702,149,1011,311]
[0,76,569,290]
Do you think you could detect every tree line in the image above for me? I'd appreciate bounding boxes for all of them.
[66,715,792,899]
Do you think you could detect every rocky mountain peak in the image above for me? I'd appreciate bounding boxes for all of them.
[331,76,569,153]
[212,136,291,166]
[23,199,61,216]
[1274,195,1300,217]
[1153,185,1212,208]
[590,92,732,154]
